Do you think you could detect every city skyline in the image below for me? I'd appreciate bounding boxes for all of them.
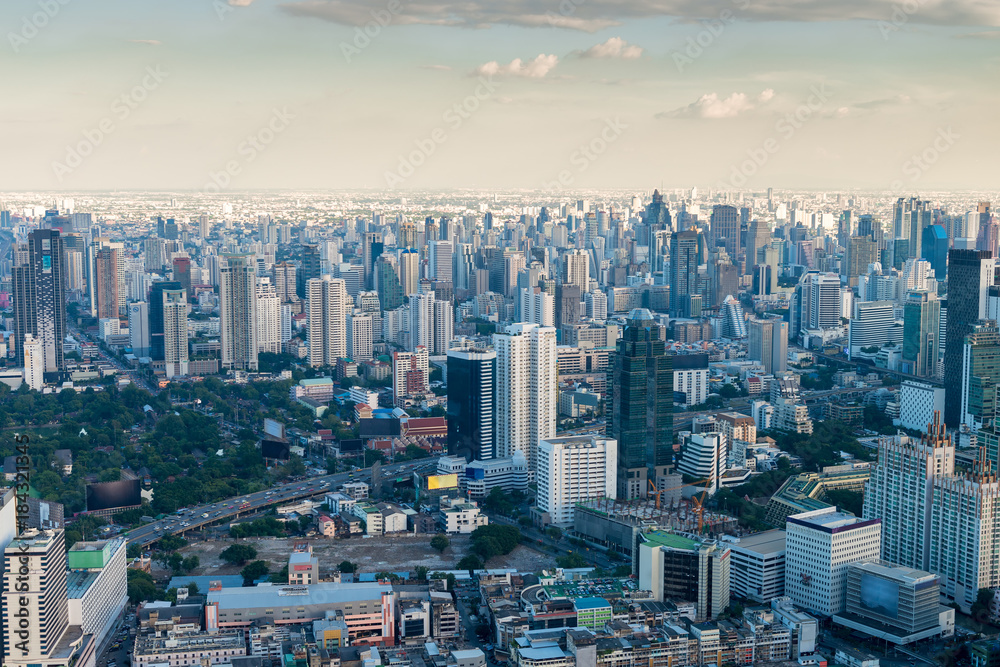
[2,0,998,191]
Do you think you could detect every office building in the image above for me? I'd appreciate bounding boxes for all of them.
[409,292,436,352]
[220,254,259,371]
[748,316,788,375]
[561,250,589,293]
[307,276,349,368]
[637,530,731,621]
[902,291,940,378]
[493,323,557,470]
[12,229,66,373]
[534,435,616,528]
[128,301,150,357]
[399,248,420,296]
[945,249,995,426]
[898,381,946,433]
[848,300,898,358]
[846,236,879,288]
[66,538,128,649]
[433,299,453,356]
[608,309,673,499]
[375,254,403,311]
[446,347,496,461]
[255,278,282,355]
[392,347,429,406]
[93,241,124,319]
[784,507,882,616]
[728,529,786,603]
[961,320,1000,429]
[149,281,182,361]
[347,314,374,361]
[710,205,740,259]
[670,230,699,316]
[362,232,384,290]
[163,289,189,378]
[672,353,709,406]
[676,432,725,492]
[272,262,298,303]
[460,453,530,500]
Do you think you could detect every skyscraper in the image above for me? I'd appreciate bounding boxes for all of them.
[846,236,879,288]
[921,224,948,280]
[428,240,453,282]
[220,254,259,371]
[493,323,557,472]
[256,278,282,354]
[162,288,189,378]
[961,320,1000,430]
[375,254,403,311]
[148,280,182,361]
[902,291,941,379]
[710,204,740,259]
[22,334,43,391]
[944,249,995,426]
[745,218,772,277]
[306,276,349,368]
[433,299,454,356]
[561,250,589,293]
[128,301,150,358]
[297,243,322,298]
[93,241,124,319]
[669,230,699,317]
[172,255,193,299]
[608,309,673,499]
[2,530,70,665]
[363,232,384,290]
[399,248,420,296]
[272,262,298,303]
[12,229,66,373]
[748,316,788,375]
[447,347,496,461]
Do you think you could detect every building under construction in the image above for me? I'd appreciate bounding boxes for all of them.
[572,497,739,560]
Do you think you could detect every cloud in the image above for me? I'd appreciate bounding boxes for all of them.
[420,64,453,71]
[474,54,559,78]
[229,0,255,5]
[579,37,643,58]
[278,0,1000,31]
[128,39,162,46]
[660,89,774,119]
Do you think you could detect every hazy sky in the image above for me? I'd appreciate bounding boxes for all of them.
[2,0,998,192]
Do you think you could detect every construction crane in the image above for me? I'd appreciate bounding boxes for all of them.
[649,475,715,532]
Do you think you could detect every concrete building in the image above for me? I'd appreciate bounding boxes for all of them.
[66,538,128,648]
[134,630,246,667]
[459,453,530,499]
[163,288,189,378]
[637,530,731,621]
[438,497,489,534]
[748,316,788,375]
[220,254,259,371]
[728,530,786,603]
[393,347,429,407]
[898,381,946,433]
[307,277,349,368]
[676,432,725,493]
[672,354,709,407]
[23,333,43,391]
[128,301,150,357]
[534,435,616,527]
[784,507,882,616]
[255,278,282,354]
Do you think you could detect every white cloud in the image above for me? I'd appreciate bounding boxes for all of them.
[420,64,453,71]
[580,37,643,59]
[128,39,162,46]
[474,54,559,78]
[279,0,1000,31]
[661,89,774,118]
[229,0,254,6]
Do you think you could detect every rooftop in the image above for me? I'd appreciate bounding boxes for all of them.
[207,582,392,611]
[788,507,879,533]
[641,531,701,551]
[732,530,786,555]
[574,597,612,610]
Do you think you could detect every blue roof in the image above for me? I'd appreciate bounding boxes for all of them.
[574,597,612,610]
[925,224,947,239]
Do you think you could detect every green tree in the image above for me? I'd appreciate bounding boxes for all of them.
[127,569,159,604]
[158,535,187,552]
[457,554,482,574]
[824,489,864,517]
[546,527,563,542]
[338,560,357,573]
[220,544,258,566]
[430,534,450,553]
[241,560,270,584]
[556,552,588,569]
[414,566,429,581]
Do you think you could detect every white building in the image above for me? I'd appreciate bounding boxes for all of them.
[585,290,607,321]
[307,276,349,368]
[784,507,882,616]
[727,529,786,603]
[801,272,843,330]
[433,299,453,356]
[255,277,282,354]
[428,241,453,282]
[163,288,189,378]
[561,250,589,293]
[535,435,616,527]
[220,254,259,371]
[347,314,374,361]
[461,452,530,499]
[493,323,557,471]
[392,347,429,405]
[673,364,709,407]
[67,538,128,649]
[128,301,150,357]
[677,432,725,492]
[898,381,946,433]
[438,497,489,534]
[23,333,43,391]
[408,293,436,353]
[520,288,555,328]
[348,387,379,410]
[848,300,898,358]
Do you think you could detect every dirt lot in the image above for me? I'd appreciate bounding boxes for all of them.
[166,534,557,580]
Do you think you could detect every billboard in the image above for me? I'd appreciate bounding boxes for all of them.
[426,474,458,490]
[264,418,285,439]
[86,479,142,512]
[338,438,363,453]
[261,438,291,461]
[859,573,900,619]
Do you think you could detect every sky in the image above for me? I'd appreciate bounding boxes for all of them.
[1,0,998,192]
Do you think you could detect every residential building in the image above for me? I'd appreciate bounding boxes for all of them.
[256,278,282,354]
[898,381,946,433]
[672,353,709,406]
[163,288,189,378]
[748,316,788,375]
[12,229,67,373]
[392,347,429,406]
[307,276,349,368]
[446,347,496,462]
[438,497,489,534]
[534,435,616,527]
[220,254,259,371]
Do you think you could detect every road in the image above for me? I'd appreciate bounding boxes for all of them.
[126,460,437,548]
[68,325,160,395]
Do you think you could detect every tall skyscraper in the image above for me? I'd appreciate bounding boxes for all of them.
[493,323,557,472]
[520,288,555,327]
[256,278,282,354]
[392,347,429,406]
[272,262,298,303]
[745,218,772,276]
[22,334,43,391]
[669,230,699,317]
[447,347,496,461]
[162,288,189,378]
[902,291,941,379]
[921,224,948,280]
[399,248,420,296]
[148,280,182,361]
[220,254,259,371]
[297,243,322,299]
[93,241,124,319]
[428,240,453,282]
[710,204,739,259]
[347,313,374,361]
[128,301,150,358]
[798,272,842,331]
[846,236,879,288]
[3,530,70,664]
[375,254,403,311]
[12,229,66,373]
[306,276,349,368]
[608,309,673,499]
[748,316,788,375]
[172,255,193,299]
[363,232,384,290]
[961,320,1000,430]
[433,299,453,356]
[944,249,995,426]
[561,250,589,293]
[408,293,436,352]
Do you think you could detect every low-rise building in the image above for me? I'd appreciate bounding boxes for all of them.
[134,630,247,667]
[438,497,488,534]
[726,530,785,603]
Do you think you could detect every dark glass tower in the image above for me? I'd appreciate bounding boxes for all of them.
[921,224,948,280]
[669,230,699,317]
[945,249,994,426]
[710,204,740,259]
[446,347,495,462]
[12,229,66,375]
[297,243,322,299]
[149,280,182,361]
[608,309,674,499]
[375,255,403,311]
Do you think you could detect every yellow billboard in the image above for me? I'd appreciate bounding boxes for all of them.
[427,474,458,490]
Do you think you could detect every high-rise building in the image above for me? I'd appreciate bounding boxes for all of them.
[846,236,879,288]
[92,240,124,319]
[256,278,282,355]
[710,204,740,259]
[306,276,349,368]
[637,530,731,622]
[561,250,589,293]
[3,529,70,665]
[670,230,699,317]
[12,229,66,373]
[128,301,150,358]
[921,224,948,280]
[375,254,403,312]
[428,240,453,282]
[408,293,436,353]
[297,243,322,299]
[446,347,496,461]
[608,309,673,499]
[272,262,298,303]
[902,291,941,378]
[148,280,181,361]
[748,316,788,375]
[746,219,772,277]
[535,435,616,527]
[493,323,557,471]
[162,288,189,378]
[520,288,555,327]
[220,254,259,371]
[23,334,43,391]
[392,347,429,406]
[799,272,842,330]
[433,299,453,356]
[784,507,882,616]
[848,300,899,358]
[363,232,384,290]
[961,320,1000,430]
[944,249,995,426]
[399,248,420,296]
[172,255,192,299]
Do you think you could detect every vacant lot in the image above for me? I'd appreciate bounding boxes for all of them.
[166,534,557,580]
